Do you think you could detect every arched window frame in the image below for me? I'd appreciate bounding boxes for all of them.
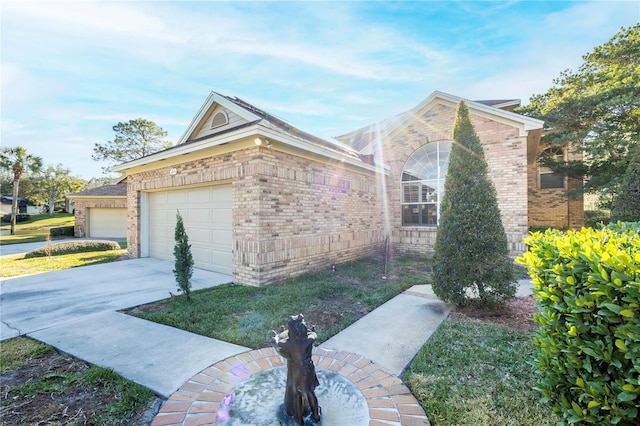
[401,140,451,227]
[211,110,229,129]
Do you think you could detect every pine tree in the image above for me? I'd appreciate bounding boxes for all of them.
[173,210,194,301]
[610,147,640,222]
[432,100,516,306]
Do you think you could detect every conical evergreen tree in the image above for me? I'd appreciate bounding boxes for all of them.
[433,100,516,306]
[173,210,194,301]
[610,147,640,222]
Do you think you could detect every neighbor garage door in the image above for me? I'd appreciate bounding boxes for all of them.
[147,185,232,274]
[88,208,127,238]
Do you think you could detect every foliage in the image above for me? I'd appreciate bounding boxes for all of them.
[1,214,29,223]
[404,320,557,425]
[0,213,74,245]
[24,240,121,258]
[519,24,640,208]
[49,226,74,237]
[584,210,611,228]
[0,146,43,235]
[29,164,86,216]
[0,337,154,424]
[131,256,422,349]
[0,247,127,278]
[93,118,172,173]
[173,210,194,301]
[516,224,640,425]
[433,100,516,306]
[610,147,640,222]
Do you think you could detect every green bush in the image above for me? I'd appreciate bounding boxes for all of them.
[49,226,74,236]
[584,210,611,228]
[173,210,193,300]
[433,100,515,306]
[1,214,30,223]
[517,223,640,425]
[611,147,640,223]
[25,240,121,258]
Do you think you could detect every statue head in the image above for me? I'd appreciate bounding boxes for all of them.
[287,314,308,341]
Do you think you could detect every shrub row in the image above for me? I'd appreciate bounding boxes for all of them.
[25,240,122,258]
[517,222,640,425]
[1,214,30,223]
[49,226,74,237]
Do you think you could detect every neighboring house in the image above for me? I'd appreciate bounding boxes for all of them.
[112,90,583,285]
[68,183,127,238]
[0,196,40,214]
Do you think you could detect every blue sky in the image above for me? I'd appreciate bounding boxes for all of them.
[2,1,638,180]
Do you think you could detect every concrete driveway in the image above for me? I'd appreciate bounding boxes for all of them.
[0,257,249,396]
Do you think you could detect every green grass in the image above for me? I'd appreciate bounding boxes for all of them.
[404,319,558,426]
[0,337,155,425]
[131,256,428,349]
[0,213,75,245]
[0,248,128,277]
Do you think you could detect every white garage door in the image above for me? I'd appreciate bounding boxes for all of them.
[88,208,127,238]
[147,185,232,274]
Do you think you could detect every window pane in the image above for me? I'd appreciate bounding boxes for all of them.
[402,205,421,226]
[421,204,438,225]
[540,172,564,189]
[403,184,419,203]
[421,181,438,202]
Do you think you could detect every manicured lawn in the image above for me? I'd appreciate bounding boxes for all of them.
[0,247,128,278]
[128,256,429,349]
[404,319,558,426]
[0,213,74,245]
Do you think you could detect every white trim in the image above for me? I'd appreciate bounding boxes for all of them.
[176,92,262,145]
[140,192,149,257]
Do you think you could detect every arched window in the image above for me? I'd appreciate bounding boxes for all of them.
[401,141,451,226]
[211,111,229,129]
[539,147,565,189]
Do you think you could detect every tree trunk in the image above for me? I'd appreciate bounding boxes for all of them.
[10,179,19,235]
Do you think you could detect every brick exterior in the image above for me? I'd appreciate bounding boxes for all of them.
[126,146,383,286]
[118,93,584,286]
[527,148,584,229]
[73,197,127,237]
[377,103,530,257]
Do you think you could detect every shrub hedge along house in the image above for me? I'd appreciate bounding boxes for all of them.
[110,91,583,286]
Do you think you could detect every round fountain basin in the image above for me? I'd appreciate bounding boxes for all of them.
[225,367,369,426]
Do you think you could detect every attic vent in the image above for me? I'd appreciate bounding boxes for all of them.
[211,111,229,129]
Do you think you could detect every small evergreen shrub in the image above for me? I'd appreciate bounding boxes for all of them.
[517,223,640,425]
[173,210,194,300]
[49,226,74,237]
[25,240,121,258]
[433,100,516,306]
[1,214,29,223]
[584,210,611,228]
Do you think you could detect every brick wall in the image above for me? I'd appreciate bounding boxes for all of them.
[379,102,530,257]
[73,197,126,237]
[527,147,584,229]
[126,146,382,285]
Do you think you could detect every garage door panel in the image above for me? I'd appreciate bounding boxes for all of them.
[88,208,127,238]
[148,185,232,275]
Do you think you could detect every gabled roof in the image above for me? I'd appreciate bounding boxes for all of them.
[68,183,127,198]
[337,91,544,154]
[113,91,373,173]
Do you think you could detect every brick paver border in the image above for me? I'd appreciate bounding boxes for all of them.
[151,347,430,426]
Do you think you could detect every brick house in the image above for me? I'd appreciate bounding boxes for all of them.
[69,183,127,238]
[111,90,582,285]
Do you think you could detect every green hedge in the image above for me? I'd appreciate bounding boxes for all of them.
[517,223,640,425]
[49,226,74,237]
[584,210,611,228]
[25,240,121,258]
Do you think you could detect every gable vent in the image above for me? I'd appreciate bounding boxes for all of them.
[211,111,229,129]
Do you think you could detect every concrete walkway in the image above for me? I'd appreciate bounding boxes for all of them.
[1,248,532,424]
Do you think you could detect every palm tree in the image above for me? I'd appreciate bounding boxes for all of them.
[0,146,43,235]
